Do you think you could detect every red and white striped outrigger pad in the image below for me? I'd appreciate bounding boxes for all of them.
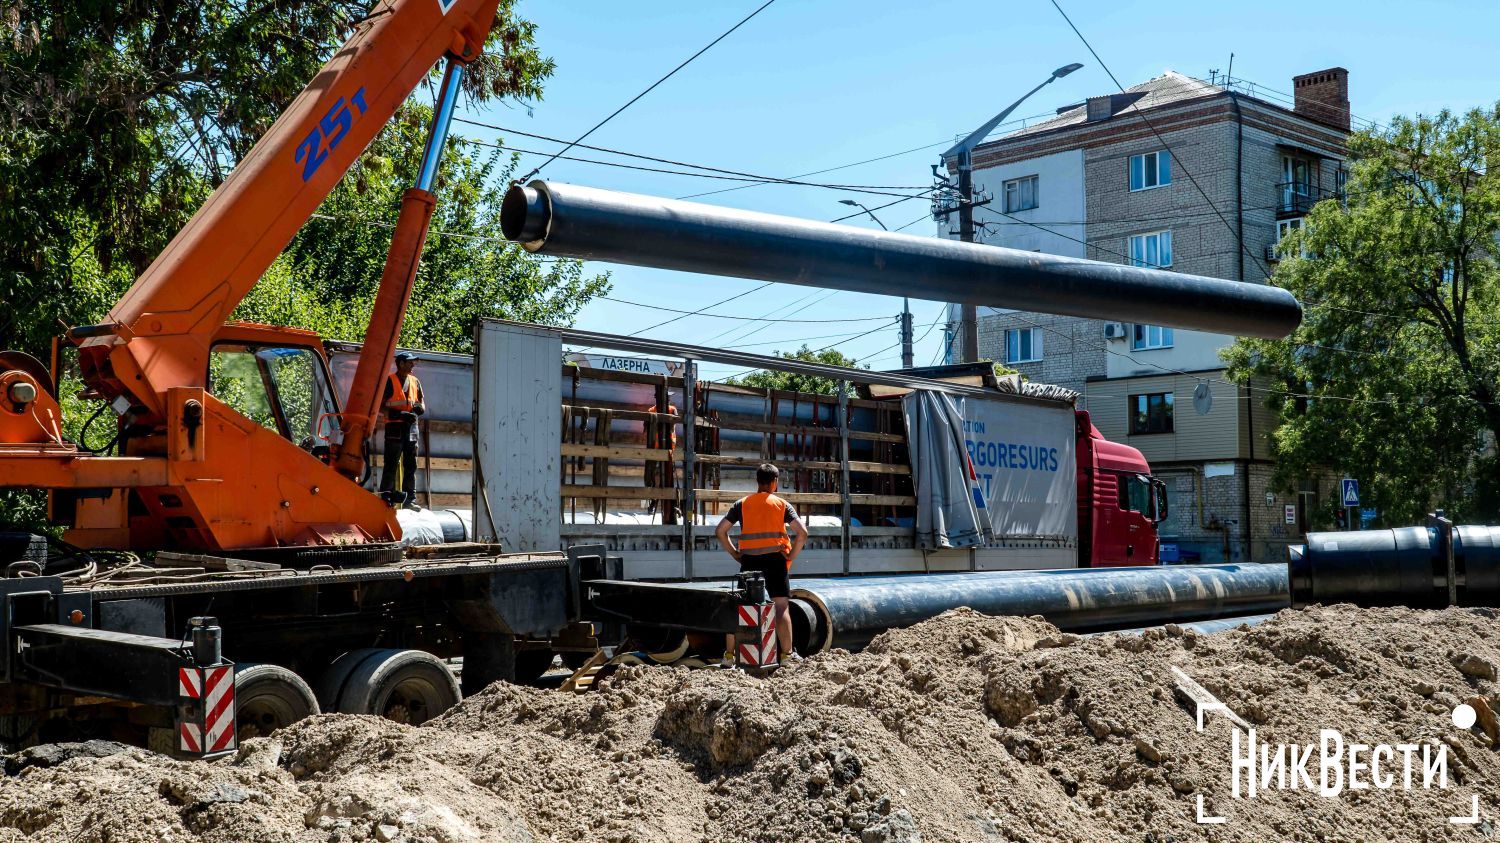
[179,664,236,754]
[735,603,778,667]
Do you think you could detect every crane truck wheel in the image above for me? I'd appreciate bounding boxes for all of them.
[329,649,461,726]
[234,664,321,740]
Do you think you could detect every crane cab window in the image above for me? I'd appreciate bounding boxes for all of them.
[208,344,337,450]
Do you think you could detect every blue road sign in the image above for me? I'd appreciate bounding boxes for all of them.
[1341,478,1360,508]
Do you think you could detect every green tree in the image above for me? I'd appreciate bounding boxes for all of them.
[727,345,866,395]
[0,0,554,357]
[1224,106,1500,525]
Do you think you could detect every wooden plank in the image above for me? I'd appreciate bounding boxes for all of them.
[691,489,915,507]
[557,444,907,475]
[423,419,472,434]
[422,457,474,472]
[562,443,678,461]
[562,484,680,501]
[560,485,911,506]
[692,453,908,475]
[427,492,473,508]
[154,551,282,572]
[709,416,904,443]
[563,403,681,423]
[1169,666,1251,732]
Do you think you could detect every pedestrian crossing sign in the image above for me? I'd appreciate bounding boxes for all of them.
[1341,478,1360,508]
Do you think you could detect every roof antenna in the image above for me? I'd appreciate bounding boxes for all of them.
[1226,52,1235,85]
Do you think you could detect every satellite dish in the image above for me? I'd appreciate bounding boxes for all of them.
[1193,382,1213,415]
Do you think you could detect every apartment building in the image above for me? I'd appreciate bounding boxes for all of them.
[940,68,1352,563]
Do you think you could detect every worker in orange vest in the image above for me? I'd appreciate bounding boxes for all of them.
[379,351,426,509]
[717,462,808,664]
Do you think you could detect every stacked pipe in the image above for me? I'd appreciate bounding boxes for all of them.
[786,564,1290,653]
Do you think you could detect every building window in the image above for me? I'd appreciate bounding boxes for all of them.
[1129,151,1172,191]
[1128,230,1172,268]
[1275,218,1306,258]
[1280,155,1314,213]
[1129,392,1174,435]
[1131,324,1174,350]
[1002,175,1039,213]
[1004,327,1041,363]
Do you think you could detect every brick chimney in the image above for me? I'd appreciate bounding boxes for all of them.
[1292,67,1350,132]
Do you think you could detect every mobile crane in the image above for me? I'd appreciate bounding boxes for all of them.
[0,0,1303,756]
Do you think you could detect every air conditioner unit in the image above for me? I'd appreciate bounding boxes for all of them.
[1103,322,1126,340]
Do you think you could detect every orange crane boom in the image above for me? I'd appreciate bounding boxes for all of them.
[0,0,501,553]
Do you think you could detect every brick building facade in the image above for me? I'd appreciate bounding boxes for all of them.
[940,69,1352,563]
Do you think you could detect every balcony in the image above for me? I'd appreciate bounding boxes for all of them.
[1276,181,1334,218]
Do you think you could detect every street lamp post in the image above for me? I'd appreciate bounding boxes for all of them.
[940,62,1083,363]
[838,199,913,368]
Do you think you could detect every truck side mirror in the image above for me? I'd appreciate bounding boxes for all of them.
[1153,479,1169,522]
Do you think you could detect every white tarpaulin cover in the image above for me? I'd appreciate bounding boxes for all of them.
[902,391,987,549]
[953,395,1077,541]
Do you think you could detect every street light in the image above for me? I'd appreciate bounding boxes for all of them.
[837,199,889,230]
[941,61,1083,364]
[837,199,908,365]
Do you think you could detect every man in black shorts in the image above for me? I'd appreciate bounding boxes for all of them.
[717,463,808,663]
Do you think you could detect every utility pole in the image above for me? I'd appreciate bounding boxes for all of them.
[956,155,979,363]
[838,199,913,368]
[934,61,1083,363]
[900,301,914,368]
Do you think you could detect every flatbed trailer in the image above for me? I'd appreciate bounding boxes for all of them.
[0,541,766,757]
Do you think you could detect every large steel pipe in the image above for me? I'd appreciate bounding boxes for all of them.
[501,181,1303,339]
[1290,525,1500,607]
[787,564,1289,652]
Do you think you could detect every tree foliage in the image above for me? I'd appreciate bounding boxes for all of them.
[0,0,608,527]
[727,345,866,395]
[0,0,566,356]
[1224,106,1500,524]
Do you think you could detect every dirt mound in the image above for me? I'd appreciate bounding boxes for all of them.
[4,605,1500,841]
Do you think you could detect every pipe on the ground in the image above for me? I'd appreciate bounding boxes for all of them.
[501,181,1303,340]
[1290,525,1500,607]
[788,564,1290,653]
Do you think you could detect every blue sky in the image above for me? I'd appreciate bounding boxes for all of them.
[460,0,1499,379]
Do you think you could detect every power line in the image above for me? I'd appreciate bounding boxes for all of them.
[457,119,928,192]
[515,0,778,183]
[598,295,895,324]
[473,138,935,200]
[716,318,897,381]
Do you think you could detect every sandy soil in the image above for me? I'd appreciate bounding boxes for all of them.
[3,604,1500,842]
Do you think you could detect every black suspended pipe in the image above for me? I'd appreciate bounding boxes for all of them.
[501,181,1303,340]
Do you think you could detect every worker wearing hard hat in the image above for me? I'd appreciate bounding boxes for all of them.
[380,351,425,509]
[717,463,808,664]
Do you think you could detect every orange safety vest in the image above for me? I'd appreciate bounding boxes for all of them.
[738,492,792,559]
[647,403,678,448]
[385,372,421,413]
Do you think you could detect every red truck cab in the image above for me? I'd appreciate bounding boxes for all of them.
[1075,410,1167,566]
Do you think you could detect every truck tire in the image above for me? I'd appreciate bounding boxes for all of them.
[235,663,320,740]
[330,649,460,725]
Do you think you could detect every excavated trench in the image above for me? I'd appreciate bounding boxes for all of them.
[4,603,1500,842]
